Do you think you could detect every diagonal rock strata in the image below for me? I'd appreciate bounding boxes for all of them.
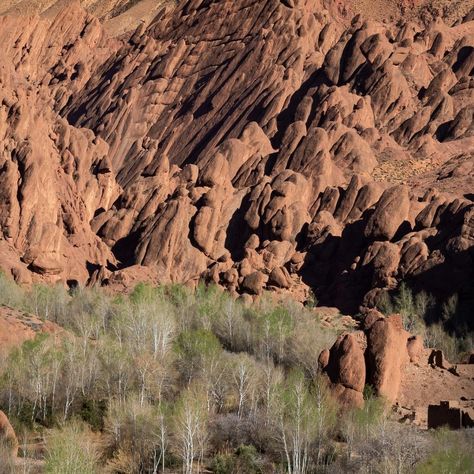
[0,0,472,319]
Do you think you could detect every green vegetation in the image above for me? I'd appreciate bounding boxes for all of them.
[45,421,98,474]
[415,429,474,474]
[378,282,473,361]
[0,274,473,473]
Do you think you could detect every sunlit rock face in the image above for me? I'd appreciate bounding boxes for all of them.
[0,0,473,315]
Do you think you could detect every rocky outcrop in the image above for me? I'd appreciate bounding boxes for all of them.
[321,331,367,407]
[365,315,410,403]
[0,306,64,355]
[0,1,472,320]
[0,410,18,457]
[321,309,474,412]
[320,312,412,406]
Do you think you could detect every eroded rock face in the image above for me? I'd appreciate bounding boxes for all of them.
[321,313,412,406]
[365,315,410,403]
[322,331,367,407]
[0,1,472,317]
[321,311,474,415]
[0,410,18,457]
[0,306,64,356]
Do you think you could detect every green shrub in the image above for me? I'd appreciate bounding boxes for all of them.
[45,421,98,474]
[416,430,474,474]
[211,453,235,474]
[0,272,26,309]
[174,329,223,383]
[305,289,318,309]
[210,445,263,474]
[129,282,159,305]
[235,444,262,473]
[164,283,192,308]
[347,389,386,444]
[78,398,107,431]
[416,448,474,474]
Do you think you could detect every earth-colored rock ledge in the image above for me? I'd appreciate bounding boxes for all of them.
[0,0,472,318]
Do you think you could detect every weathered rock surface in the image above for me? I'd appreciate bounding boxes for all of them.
[0,410,18,457]
[322,331,367,407]
[0,0,472,320]
[0,306,64,355]
[320,311,474,412]
[321,312,409,406]
[365,315,410,403]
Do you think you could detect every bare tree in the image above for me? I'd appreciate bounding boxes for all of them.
[229,353,259,419]
[171,386,208,474]
[272,370,319,474]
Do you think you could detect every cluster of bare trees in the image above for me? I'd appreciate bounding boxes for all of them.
[0,277,473,473]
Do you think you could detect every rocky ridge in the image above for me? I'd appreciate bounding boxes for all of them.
[319,309,474,416]
[0,0,473,316]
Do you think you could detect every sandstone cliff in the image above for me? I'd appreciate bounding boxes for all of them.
[0,0,472,316]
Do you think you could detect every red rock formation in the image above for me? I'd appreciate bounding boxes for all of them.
[365,315,410,403]
[320,331,367,407]
[0,1,472,318]
[321,309,474,415]
[321,312,411,406]
[0,410,18,457]
[0,306,64,356]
